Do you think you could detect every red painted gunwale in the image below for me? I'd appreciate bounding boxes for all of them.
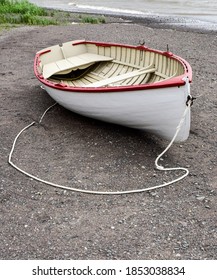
[34,40,192,93]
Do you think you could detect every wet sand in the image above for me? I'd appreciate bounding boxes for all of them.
[0,22,216,259]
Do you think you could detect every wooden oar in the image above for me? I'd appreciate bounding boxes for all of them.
[87,65,157,87]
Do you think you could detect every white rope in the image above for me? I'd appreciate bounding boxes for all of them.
[8,101,191,195]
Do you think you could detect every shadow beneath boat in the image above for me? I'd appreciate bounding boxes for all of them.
[47,104,168,160]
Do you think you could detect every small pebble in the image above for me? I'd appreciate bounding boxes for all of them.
[196,196,206,201]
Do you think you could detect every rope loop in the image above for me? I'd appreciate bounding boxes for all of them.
[8,98,191,195]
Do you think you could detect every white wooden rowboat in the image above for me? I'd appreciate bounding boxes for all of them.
[34,40,192,142]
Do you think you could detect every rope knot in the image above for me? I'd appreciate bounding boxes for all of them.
[186,95,196,107]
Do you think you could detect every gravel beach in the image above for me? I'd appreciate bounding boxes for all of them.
[0,20,216,259]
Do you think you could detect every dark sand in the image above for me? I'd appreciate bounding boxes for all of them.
[0,22,216,259]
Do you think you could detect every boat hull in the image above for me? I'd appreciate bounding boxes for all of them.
[34,40,192,142]
[42,81,190,142]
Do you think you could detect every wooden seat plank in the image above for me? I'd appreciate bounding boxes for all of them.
[43,53,113,79]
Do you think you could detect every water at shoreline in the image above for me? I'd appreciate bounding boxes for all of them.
[29,0,217,30]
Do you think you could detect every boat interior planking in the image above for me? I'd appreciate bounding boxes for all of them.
[36,40,186,89]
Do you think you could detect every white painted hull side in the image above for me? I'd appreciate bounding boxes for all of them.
[43,83,190,142]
